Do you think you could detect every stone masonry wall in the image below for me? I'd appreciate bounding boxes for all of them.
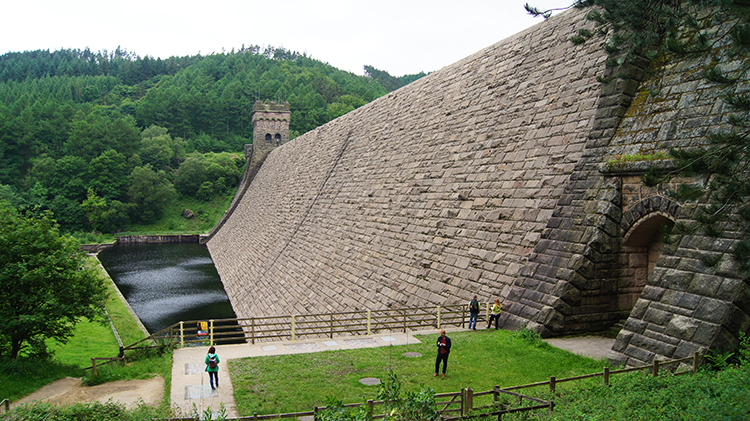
[207,6,750,365]
[207,8,608,318]
[502,8,750,365]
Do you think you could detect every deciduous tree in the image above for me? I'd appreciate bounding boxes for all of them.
[0,204,106,359]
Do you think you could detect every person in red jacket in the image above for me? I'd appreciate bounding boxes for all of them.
[434,329,451,377]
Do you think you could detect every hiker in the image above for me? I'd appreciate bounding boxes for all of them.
[434,329,451,377]
[487,298,502,329]
[468,295,480,330]
[205,346,220,389]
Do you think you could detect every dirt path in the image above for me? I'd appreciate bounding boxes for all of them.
[10,376,164,410]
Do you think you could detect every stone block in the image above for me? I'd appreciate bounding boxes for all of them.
[692,322,720,346]
[694,297,731,324]
[688,274,724,297]
[644,307,673,325]
[666,315,700,341]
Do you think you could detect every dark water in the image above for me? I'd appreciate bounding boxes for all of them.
[98,242,237,335]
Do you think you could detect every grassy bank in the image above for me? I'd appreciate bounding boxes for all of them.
[0,255,170,403]
[230,329,607,416]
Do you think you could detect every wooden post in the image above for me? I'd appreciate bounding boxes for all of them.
[367,310,372,336]
[367,399,374,416]
[549,376,556,393]
[251,318,255,344]
[403,309,407,333]
[465,387,474,415]
[292,315,296,341]
[603,366,610,386]
[180,321,184,348]
[210,319,214,346]
[314,406,318,421]
[493,386,499,403]
[437,305,442,329]
[652,360,659,377]
[253,412,258,420]
[91,358,97,377]
[330,313,334,338]
[548,401,555,415]
[460,388,465,416]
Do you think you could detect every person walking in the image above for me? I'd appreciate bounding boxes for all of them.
[205,345,220,389]
[434,329,451,377]
[487,298,502,330]
[468,295,480,330]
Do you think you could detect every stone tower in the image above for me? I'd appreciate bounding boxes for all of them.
[249,100,291,168]
[201,100,291,244]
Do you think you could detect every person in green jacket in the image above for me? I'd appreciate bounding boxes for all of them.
[487,299,502,329]
[205,346,220,389]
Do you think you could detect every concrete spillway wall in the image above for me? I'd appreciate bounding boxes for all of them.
[207,6,750,366]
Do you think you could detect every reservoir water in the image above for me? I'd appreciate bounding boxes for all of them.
[98,242,237,335]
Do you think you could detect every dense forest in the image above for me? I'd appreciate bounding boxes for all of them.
[0,46,426,235]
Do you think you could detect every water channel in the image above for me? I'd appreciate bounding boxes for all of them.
[98,242,237,336]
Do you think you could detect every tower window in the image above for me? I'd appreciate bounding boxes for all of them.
[275,133,281,142]
[265,133,272,142]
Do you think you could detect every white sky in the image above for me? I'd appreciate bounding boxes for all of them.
[3,0,572,76]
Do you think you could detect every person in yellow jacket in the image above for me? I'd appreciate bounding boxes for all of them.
[487,298,502,329]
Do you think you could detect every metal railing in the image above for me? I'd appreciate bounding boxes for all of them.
[129,304,472,350]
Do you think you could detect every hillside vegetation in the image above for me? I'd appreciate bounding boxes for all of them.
[0,47,425,236]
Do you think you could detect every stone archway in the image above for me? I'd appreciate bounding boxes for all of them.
[618,198,678,317]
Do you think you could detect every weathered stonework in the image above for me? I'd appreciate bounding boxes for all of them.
[207,7,750,366]
[203,101,290,243]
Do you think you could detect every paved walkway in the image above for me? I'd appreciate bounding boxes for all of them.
[170,330,428,418]
[169,329,616,418]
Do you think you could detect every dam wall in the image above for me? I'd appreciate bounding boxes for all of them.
[208,8,608,318]
[207,6,750,366]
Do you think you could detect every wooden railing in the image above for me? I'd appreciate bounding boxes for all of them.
[1,399,9,413]
[162,387,548,421]
[500,352,701,395]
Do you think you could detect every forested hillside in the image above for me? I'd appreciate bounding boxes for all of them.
[0,46,423,235]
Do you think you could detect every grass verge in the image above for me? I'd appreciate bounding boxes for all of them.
[229,329,607,416]
[1,255,171,404]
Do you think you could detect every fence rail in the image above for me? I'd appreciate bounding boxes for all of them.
[501,352,701,394]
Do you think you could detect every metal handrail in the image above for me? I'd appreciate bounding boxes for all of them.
[127,304,471,349]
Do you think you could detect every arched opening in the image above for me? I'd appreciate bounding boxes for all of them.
[265,133,272,142]
[274,133,281,143]
[619,214,675,311]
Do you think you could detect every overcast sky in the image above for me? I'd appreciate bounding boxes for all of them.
[3,0,571,76]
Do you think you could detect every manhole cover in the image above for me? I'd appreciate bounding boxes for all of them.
[359,377,381,385]
[403,352,422,358]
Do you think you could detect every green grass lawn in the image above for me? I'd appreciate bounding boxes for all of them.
[1,256,164,403]
[47,257,148,367]
[229,329,608,416]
